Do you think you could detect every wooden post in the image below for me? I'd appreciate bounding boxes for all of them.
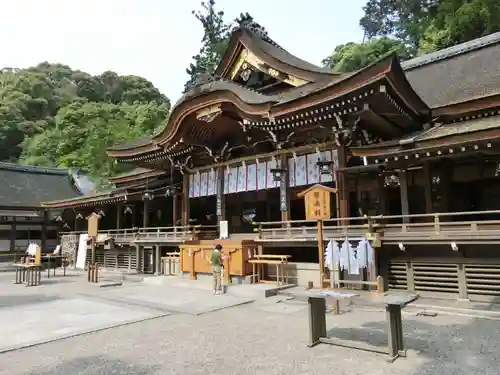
[116,203,122,229]
[90,236,96,264]
[135,245,140,272]
[422,162,433,214]
[317,220,324,288]
[336,146,349,225]
[143,200,149,228]
[182,173,190,227]
[216,166,226,222]
[279,155,290,222]
[307,296,327,347]
[41,209,48,251]
[155,245,161,275]
[377,174,387,215]
[10,217,16,252]
[399,170,410,223]
[172,194,178,227]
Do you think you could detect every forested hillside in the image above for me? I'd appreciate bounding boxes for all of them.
[0,63,170,177]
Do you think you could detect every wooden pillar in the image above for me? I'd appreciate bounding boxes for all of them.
[116,203,123,229]
[182,173,190,227]
[172,194,179,227]
[143,200,149,228]
[317,221,324,288]
[279,155,290,222]
[440,162,452,213]
[216,166,226,222]
[399,170,410,223]
[135,245,140,272]
[422,162,433,214]
[154,245,161,275]
[41,209,48,251]
[10,217,16,252]
[336,146,349,224]
[377,174,387,215]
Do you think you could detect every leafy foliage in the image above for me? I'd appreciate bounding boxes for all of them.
[359,0,500,53]
[322,37,411,72]
[184,0,232,91]
[324,0,500,72]
[0,63,170,177]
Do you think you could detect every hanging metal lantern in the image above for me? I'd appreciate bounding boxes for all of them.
[123,205,133,215]
[270,167,287,182]
[142,190,154,200]
[164,186,178,197]
[316,158,333,175]
[242,208,256,223]
[384,174,400,187]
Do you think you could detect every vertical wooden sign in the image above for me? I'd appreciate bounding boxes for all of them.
[216,169,223,217]
[297,184,337,220]
[279,172,288,212]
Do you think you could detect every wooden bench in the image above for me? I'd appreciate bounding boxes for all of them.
[13,264,41,286]
[249,254,291,286]
[161,252,180,276]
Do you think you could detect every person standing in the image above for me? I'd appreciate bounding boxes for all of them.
[211,244,223,295]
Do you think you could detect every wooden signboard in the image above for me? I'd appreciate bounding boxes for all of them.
[297,184,337,220]
[87,213,101,237]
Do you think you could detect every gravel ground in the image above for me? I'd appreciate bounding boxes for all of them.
[0,272,499,375]
[1,300,499,375]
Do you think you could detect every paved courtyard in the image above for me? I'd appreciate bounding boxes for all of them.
[0,272,499,375]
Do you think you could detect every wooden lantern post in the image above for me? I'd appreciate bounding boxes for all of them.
[297,184,337,288]
[87,213,101,264]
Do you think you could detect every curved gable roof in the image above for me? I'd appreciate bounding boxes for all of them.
[215,20,338,84]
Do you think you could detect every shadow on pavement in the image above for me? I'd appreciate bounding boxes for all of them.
[24,356,161,375]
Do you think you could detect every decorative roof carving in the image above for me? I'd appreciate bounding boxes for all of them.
[234,13,281,48]
[183,65,220,93]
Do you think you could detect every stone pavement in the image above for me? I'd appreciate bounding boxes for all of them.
[0,271,253,353]
[1,271,500,374]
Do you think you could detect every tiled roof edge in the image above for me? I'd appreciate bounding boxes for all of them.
[402,31,500,70]
[0,162,70,176]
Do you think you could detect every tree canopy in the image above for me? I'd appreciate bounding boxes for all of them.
[184,0,232,91]
[0,63,170,178]
[324,0,500,71]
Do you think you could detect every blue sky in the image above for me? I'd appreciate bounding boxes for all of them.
[1,0,366,102]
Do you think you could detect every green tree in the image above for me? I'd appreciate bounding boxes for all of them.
[20,101,169,177]
[0,62,170,177]
[322,37,411,72]
[184,0,232,91]
[359,0,500,53]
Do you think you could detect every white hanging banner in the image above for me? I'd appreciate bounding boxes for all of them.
[75,234,88,270]
[187,149,338,197]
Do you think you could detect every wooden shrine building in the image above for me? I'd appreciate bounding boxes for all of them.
[0,162,92,254]
[42,15,500,302]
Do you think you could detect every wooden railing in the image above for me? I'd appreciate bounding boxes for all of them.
[60,225,219,244]
[253,210,500,244]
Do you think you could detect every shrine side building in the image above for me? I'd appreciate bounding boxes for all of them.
[42,16,500,302]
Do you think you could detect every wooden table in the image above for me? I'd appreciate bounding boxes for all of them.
[307,292,419,362]
[249,254,291,286]
[318,290,359,315]
[13,264,41,286]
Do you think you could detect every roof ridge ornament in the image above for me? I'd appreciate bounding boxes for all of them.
[235,13,282,49]
[183,65,220,93]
